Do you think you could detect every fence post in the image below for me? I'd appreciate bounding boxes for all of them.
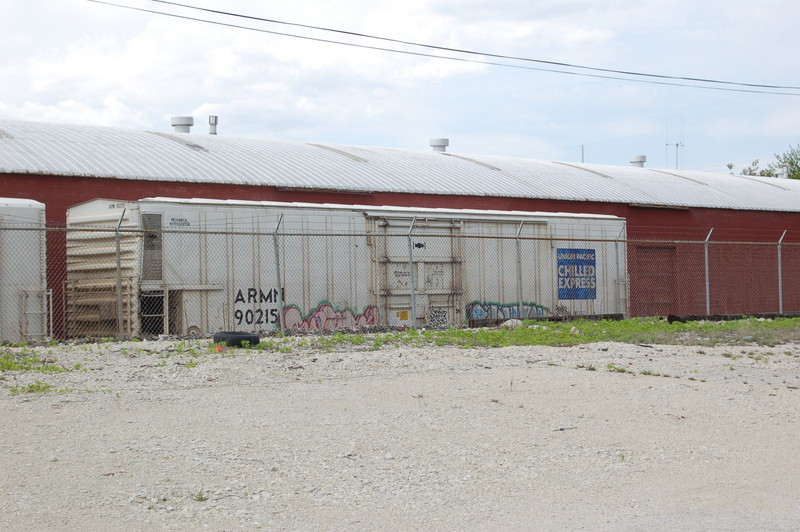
[778,230,787,314]
[704,228,714,315]
[47,289,53,339]
[614,226,625,316]
[272,214,285,335]
[0,224,4,339]
[516,221,525,320]
[115,208,126,339]
[407,217,417,328]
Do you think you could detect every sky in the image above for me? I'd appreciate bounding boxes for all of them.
[1,0,799,173]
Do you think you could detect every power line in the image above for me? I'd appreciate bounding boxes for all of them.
[151,0,800,92]
[87,0,800,96]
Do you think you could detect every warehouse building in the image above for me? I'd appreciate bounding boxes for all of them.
[1,118,799,334]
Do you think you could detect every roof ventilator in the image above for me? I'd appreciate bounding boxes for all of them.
[629,155,646,168]
[171,116,194,133]
[430,138,449,153]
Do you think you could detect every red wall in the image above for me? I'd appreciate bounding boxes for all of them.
[4,173,800,326]
[6,173,800,239]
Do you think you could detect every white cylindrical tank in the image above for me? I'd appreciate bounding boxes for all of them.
[0,198,48,343]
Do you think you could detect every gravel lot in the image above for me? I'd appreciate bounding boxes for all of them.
[1,337,799,531]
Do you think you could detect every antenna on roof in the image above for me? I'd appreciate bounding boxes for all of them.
[665,116,684,169]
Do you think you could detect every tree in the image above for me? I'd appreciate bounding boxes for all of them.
[737,159,777,177]
[773,144,800,179]
[729,145,800,179]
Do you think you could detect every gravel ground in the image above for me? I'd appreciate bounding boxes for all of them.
[1,337,799,531]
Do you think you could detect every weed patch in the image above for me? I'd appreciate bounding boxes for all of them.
[10,380,53,395]
[0,351,67,373]
[369,317,800,351]
[606,363,633,374]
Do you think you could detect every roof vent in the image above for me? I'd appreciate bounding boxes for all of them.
[629,155,646,168]
[430,138,449,153]
[209,116,218,135]
[171,116,194,133]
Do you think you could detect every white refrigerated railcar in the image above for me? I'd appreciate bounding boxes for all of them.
[66,197,627,337]
[0,198,49,343]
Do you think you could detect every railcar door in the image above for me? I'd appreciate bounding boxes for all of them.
[369,216,463,328]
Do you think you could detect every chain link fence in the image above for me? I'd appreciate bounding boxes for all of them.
[0,224,798,343]
[628,235,800,317]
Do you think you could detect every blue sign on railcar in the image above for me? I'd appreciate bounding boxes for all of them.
[557,248,596,300]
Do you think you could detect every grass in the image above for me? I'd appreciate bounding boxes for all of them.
[3,316,796,396]
[192,489,209,502]
[0,350,66,373]
[10,380,53,395]
[606,363,632,374]
[4,316,798,377]
[244,316,800,352]
[425,316,800,349]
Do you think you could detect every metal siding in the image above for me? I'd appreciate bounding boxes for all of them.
[64,207,141,337]
[65,198,627,332]
[0,199,48,342]
[2,120,799,213]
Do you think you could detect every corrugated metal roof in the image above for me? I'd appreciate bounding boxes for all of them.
[1,119,799,212]
[142,196,624,221]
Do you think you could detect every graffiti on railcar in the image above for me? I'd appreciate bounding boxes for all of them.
[467,301,547,321]
[283,301,378,330]
[549,304,574,319]
[429,308,449,328]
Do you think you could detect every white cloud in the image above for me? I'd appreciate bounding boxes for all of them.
[0,0,799,171]
[763,101,800,138]
[1,96,147,127]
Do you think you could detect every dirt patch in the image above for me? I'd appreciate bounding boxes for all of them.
[2,340,799,530]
